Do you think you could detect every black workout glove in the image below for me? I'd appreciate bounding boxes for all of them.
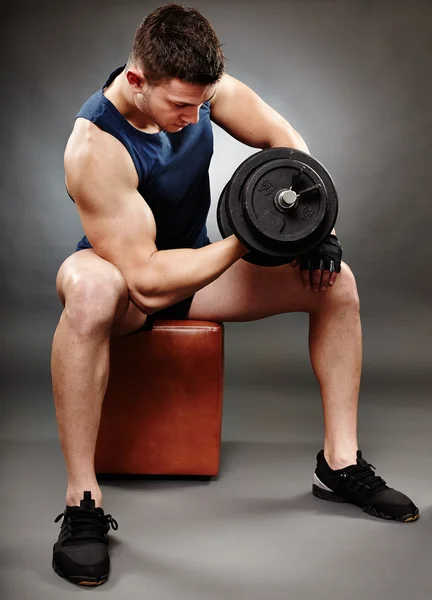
[297,234,343,291]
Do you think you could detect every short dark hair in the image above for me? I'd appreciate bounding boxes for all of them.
[129,4,226,86]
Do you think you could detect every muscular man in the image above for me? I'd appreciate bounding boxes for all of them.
[51,4,419,587]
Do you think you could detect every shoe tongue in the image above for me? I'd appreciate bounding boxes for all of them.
[356,450,368,467]
[79,491,96,511]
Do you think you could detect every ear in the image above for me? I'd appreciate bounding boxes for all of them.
[125,67,146,92]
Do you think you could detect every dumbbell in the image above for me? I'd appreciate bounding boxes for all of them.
[216,147,339,266]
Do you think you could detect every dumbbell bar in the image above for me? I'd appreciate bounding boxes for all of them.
[217,148,339,266]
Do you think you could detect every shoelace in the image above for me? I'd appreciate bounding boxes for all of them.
[55,508,119,539]
[343,462,387,494]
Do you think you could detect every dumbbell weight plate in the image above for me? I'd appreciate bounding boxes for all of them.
[242,158,327,244]
[216,184,289,266]
[224,148,338,261]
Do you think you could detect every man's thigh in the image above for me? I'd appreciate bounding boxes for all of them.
[188,259,354,322]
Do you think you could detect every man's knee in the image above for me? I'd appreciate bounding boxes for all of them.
[57,254,128,333]
[328,261,360,310]
[315,261,360,313]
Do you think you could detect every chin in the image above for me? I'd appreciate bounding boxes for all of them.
[165,123,186,132]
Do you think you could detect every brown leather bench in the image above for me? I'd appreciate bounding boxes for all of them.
[94,320,224,477]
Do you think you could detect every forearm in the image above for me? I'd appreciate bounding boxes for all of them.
[129,235,247,314]
[268,125,310,155]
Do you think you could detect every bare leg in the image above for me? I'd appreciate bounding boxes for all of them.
[308,274,361,469]
[189,260,361,470]
[51,249,147,507]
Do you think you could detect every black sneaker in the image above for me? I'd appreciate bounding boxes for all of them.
[52,491,118,586]
[312,450,419,522]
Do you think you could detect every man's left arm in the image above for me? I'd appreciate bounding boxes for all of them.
[210,74,340,290]
[210,74,310,154]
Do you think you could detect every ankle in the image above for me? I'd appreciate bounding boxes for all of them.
[324,448,358,471]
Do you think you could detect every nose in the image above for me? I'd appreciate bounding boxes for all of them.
[183,106,200,125]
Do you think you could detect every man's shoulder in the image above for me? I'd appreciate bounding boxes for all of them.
[64,119,138,201]
[65,119,131,181]
[66,118,102,156]
[67,118,123,152]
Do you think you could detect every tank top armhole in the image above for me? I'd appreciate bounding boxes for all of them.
[108,131,147,185]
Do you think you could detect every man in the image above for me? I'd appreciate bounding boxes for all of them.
[51,3,418,588]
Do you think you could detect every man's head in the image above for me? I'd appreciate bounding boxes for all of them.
[125,4,225,132]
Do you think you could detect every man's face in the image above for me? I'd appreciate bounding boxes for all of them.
[136,78,216,133]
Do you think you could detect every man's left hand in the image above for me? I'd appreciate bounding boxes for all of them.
[290,234,343,292]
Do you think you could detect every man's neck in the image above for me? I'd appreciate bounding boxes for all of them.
[103,72,161,134]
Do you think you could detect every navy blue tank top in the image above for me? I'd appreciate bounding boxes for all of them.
[74,66,213,251]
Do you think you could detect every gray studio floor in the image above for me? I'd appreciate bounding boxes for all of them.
[1,383,432,599]
[1,309,432,599]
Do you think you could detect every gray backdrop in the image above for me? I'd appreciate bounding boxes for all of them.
[2,0,431,439]
[1,2,432,598]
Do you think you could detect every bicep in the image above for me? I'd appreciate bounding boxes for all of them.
[76,186,157,278]
[65,130,157,280]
